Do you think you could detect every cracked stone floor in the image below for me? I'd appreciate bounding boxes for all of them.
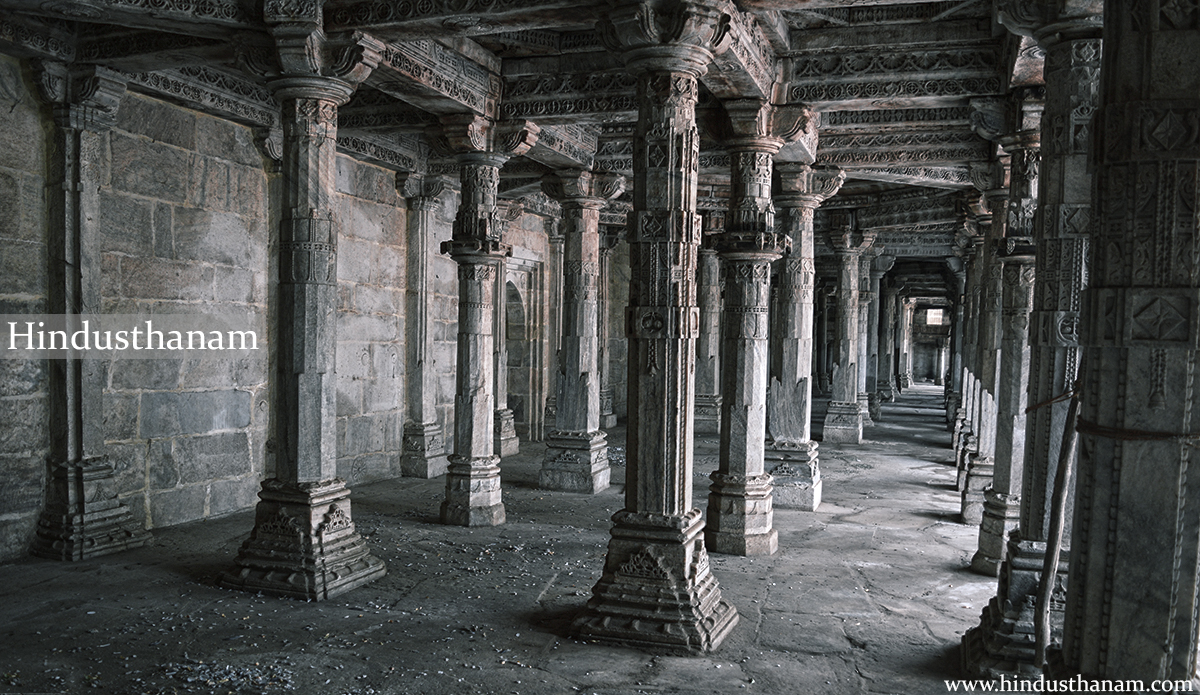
[0,383,996,694]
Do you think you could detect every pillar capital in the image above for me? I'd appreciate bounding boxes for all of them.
[825,227,877,256]
[542,170,627,209]
[35,62,127,132]
[599,0,731,77]
[776,164,846,210]
[996,0,1102,46]
[431,114,541,160]
[397,173,455,210]
[723,100,817,155]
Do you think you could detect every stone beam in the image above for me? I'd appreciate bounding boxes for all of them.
[339,96,440,134]
[325,0,602,36]
[501,61,638,124]
[788,45,1002,109]
[337,132,425,172]
[1,0,251,38]
[0,13,75,62]
[816,130,991,166]
[125,67,280,129]
[367,38,500,118]
[845,166,974,189]
[701,4,775,100]
[820,105,973,133]
[77,29,226,72]
[787,18,992,50]
[522,123,599,169]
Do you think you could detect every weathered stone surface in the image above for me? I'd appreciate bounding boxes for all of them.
[139,390,252,439]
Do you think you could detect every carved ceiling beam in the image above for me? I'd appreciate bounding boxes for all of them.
[500,64,637,124]
[366,37,500,117]
[844,165,974,189]
[77,29,227,72]
[338,98,440,134]
[785,19,991,51]
[521,123,598,169]
[0,13,75,62]
[324,0,602,37]
[787,45,1002,109]
[336,132,425,172]
[701,4,776,100]
[125,66,279,128]
[0,0,252,39]
[816,130,991,166]
[819,106,973,134]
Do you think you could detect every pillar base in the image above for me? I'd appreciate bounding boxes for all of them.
[765,440,821,511]
[540,431,611,493]
[961,455,993,526]
[858,392,873,426]
[220,478,386,600]
[32,457,151,561]
[494,409,519,458]
[817,373,831,394]
[955,433,978,492]
[962,538,1068,679]
[877,382,897,403]
[705,473,778,556]
[573,509,739,654]
[971,488,1021,576]
[400,422,449,478]
[600,389,617,429]
[694,394,722,435]
[441,454,505,526]
[822,401,863,444]
[898,372,912,388]
[867,392,882,423]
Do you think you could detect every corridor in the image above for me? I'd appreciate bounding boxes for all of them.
[0,384,993,694]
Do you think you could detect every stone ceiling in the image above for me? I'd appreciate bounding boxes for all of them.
[0,0,1033,298]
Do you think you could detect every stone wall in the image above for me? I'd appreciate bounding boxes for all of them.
[98,91,272,530]
[0,56,50,561]
[427,189,460,453]
[333,156,407,485]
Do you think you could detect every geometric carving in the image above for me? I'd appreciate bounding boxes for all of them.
[1132,296,1190,341]
[618,547,671,580]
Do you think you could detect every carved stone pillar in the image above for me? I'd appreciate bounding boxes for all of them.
[897,296,915,390]
[221,23,386,598]
[705,101,811,554]
[694,238,723,435]
[540,170,625,493]
[492,200,521,458]
[815,281,833,394]
[398,174,454,478]
[856,252,874,424]
[30,65,150,561]
[767,165,843,511]
[946,260,967,428]
[598,230,619,429]
[866,255,893,421]
[963,13,1100,679]
[878,279,899,404]
[972,95,1042,574]
[823,224,876,444]
[544,224,564,426]
[1049,0,1200,681]
[435,117,538,526]
[573,0,739,653]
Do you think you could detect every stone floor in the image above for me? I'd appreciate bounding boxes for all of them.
[0,384,997,695]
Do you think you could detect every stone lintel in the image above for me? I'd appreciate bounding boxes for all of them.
[325,0,600,35]
[77,29,226,71]
[369,38,500,118]
[524,123,600,170]
[126,67,280,129]
[1,0,250,38]
[501,68,638,124]
[0,13,76,62]
[221,478,386,600]
[702,4,776,100]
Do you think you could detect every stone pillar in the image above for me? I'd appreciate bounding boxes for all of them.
[946,260,967,427]
[540,170,625,493]
[221,25,387,599]
[598,230,619,429]
[815,281,832,394]
[965,20,1100,679]
[767,165,844,511]
[705,100,812,554]
[866,255,893,421]
[30,65,151,561]
[897,296,915,390]
[822,223,876,444]
[856,252,874,424]
[493,201,520,458]
[694,238,723,435]
[1051,0,1200,681]
[436,115,539,526]
[544,224,564,426]
[573,0,739,653]
[877,278,899,404]
[398,174,454,478]
[971,94,1042,575]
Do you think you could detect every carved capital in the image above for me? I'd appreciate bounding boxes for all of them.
[723,99,817,154]
[825,225,877,255]
[432,114,541,159]
[542,170,627,207]
[775,163,845,209]
[397,173,454,202]
[599,0,731,76]
[35,62,127,132]
[996,0,1102,45]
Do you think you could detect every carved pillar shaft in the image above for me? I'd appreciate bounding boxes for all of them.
[767,165,843,511]
[32,65,150,561]
[223,27,388,599]
[694,243,723,434]
[399,176,452,478]
[598,231,618,428]
[878,281,898,403]
[544,227,564,425]
[823,225,874,444]
[574,4,739,651]
[541,171,624,493]
[866,256,892,422]
[1057,0,1200,680]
